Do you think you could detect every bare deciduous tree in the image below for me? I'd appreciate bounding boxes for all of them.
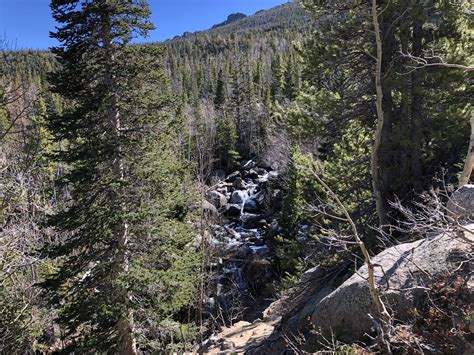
[371,0,388,227]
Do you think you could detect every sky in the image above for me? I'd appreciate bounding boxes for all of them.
[0,0,289,50]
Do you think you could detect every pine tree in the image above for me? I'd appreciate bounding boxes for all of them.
[41,0,183,352]
[270,54,285,101]
[214,69,226,108]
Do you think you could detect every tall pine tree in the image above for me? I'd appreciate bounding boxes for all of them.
[41,0,189,352]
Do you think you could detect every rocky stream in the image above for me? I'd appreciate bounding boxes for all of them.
[203,160,282,328]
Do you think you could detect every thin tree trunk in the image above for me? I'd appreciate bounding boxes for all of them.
[459,114,474,186]
[311,170,391,325]
[371,0,388,226]
[410,8,423,184]
[399,5,411,193]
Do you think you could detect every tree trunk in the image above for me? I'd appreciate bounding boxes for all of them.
[371,0,389,226]
[459,114,474,186]
[399,5,411,194]
[410,8,423,185]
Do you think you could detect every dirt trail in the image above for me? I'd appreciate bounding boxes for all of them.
[206,317,280,354]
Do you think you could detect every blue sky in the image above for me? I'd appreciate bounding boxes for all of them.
[0,0,289,50]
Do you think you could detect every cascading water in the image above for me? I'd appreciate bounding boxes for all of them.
[204,160,280,324]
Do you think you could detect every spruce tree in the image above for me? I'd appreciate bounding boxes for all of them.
[214,69,226,108]
[41,0,182,352]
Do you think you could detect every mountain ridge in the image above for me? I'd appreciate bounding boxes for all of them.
[167,2,312,42]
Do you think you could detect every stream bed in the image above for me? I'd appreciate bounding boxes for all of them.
[204,160,282,324]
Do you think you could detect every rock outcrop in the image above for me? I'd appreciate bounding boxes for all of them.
[308,225,473,343]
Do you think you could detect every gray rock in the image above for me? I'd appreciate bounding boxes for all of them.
[202,200,219,216]
[243,198,259,212]
[447,184,474,217]
[225,204,241,217]
[254,167,267,175]
[233,177,247,189]
[216,186,228,195]
[208,190,228,209]
[257,219,268,228]
[230,190,249,205]
[241,213,262,229]
[187,234,202,251]
[246,169,260,180]
[225,171,241,182]
[309,226,473,343]
[220,340,235,351]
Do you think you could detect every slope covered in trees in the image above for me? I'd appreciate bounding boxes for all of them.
[163,1,313,168]
[0,2,311,352]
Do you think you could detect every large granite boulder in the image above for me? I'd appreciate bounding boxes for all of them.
[308,225,473,343]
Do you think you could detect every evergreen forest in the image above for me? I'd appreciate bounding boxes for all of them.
[1,0,473,353]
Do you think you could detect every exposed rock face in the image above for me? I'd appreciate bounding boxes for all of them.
[448,184,474,217]
[309,226,473,343]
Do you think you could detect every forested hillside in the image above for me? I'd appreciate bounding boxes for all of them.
[0,3,312,352]
[1,0,473,353]
[163,1,312,167]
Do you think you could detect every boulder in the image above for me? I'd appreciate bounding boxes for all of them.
[254,167,267,175]
[243,198,259,212]
[202,200,219,216]
[232,177,247,189]
[230,190,249,205]
[246,169,260,180]
[309,226,473,343]
[447,184,474,218]
[225,171,241,182]
[208,190,228,209]
[240,213,262,229]
[225,204,241,217]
